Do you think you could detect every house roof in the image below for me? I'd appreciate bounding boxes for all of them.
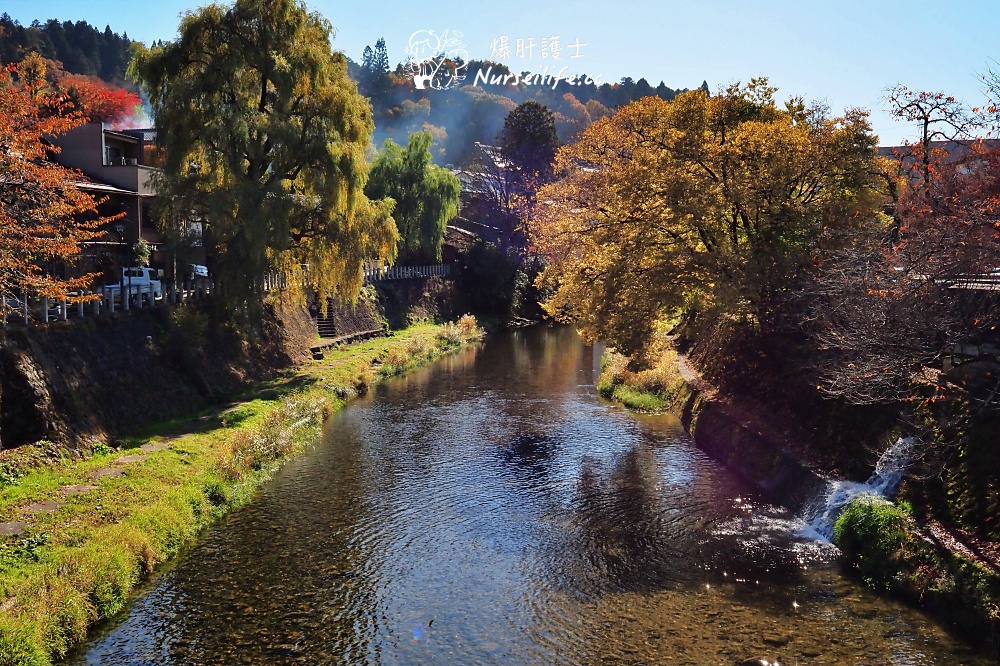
[878,139,1000,163]
[445,224,478,249]
[74,174,154,198]
[475,142,510,169]
[118,129,157,143]
[102,127,157,144]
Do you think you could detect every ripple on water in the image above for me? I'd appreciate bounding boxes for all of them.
[71,328,997,665]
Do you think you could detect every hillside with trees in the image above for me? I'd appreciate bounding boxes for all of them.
[0,14,133,83]
[1,18,703,165]
[352,37,707,165]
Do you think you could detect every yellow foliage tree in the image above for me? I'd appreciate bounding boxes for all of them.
[530,79,891,355]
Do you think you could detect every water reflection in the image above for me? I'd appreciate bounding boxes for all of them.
[71,327,994,665]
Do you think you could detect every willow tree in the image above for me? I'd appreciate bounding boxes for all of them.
[365,132,459,263]
[530,79,890,355]
[129,0,397,321]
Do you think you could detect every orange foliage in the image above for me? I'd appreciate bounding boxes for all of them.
[0,62,109,310]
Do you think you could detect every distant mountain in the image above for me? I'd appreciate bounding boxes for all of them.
[351,40,707,166]
[0,16,703,168]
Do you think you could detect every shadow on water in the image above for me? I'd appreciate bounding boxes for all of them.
[69,326,997,665]
[502,433,555,466]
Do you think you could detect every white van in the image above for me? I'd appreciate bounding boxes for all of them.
[106,267,163,301]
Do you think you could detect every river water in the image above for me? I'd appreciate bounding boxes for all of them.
[71,327,993,665]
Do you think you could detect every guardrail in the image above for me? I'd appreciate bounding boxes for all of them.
[6,263,453,326]
[2,281,213,327]
[363,264,450,282]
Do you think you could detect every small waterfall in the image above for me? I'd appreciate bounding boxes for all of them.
[802,437,914,541]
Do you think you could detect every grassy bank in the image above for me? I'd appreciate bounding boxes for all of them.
[0,317,483,665]
[596,342,681,413]
[835,497,1000,648]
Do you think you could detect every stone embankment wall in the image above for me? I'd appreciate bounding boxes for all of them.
[668,363,826,511]
[0,296,316,449]
[0,280,462,451]
[375,276,461,329]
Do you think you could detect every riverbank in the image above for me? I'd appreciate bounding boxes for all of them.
[596,338,1000,652]
[0,317,483,665]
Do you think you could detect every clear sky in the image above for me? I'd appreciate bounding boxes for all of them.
[5,0,1000,146]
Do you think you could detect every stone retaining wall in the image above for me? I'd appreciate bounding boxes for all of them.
[669,363,826,511]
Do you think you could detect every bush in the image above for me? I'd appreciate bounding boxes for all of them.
[436,314,485,347]
[834,497,911,589]
[597,349,675,407]
[216,395,324,480]
[0,462,23,487]
[597,352,630,398]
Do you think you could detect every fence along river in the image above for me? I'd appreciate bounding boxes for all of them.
[70,327,994,664]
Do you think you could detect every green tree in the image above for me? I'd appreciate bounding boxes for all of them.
[129,0,397,321]
[499,100,560,185]
[358,37,391,103]
[365,131,460,263]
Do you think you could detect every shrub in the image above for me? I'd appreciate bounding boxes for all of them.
[834,497,911,589]
[0,618,49,666]
[90,441,114,457]
[383,346,410,369]
[597,351,631,399]
[216,395,323,480]
[204,480,229,506]
[0,462,23,487]
[436,314,485,347]
[406,336,429,359]
[455,314,483,339]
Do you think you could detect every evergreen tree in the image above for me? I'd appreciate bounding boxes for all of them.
[500,100,560,184]
[0,15,132,81]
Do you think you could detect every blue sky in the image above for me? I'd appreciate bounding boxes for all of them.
[5,0,1000,145]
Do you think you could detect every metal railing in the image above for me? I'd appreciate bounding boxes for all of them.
[5,262,453,326]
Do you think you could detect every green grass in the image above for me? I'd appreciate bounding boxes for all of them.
[834,497,911,589]
[834,496,1000,645]
[608,385,669,412]
[0,319,483,665]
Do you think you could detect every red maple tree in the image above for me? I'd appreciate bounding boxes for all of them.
[10,52,142,126]
[58,73,142,125]
[0,62,111,313]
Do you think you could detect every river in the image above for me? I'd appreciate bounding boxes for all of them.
[70,327,993,664]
